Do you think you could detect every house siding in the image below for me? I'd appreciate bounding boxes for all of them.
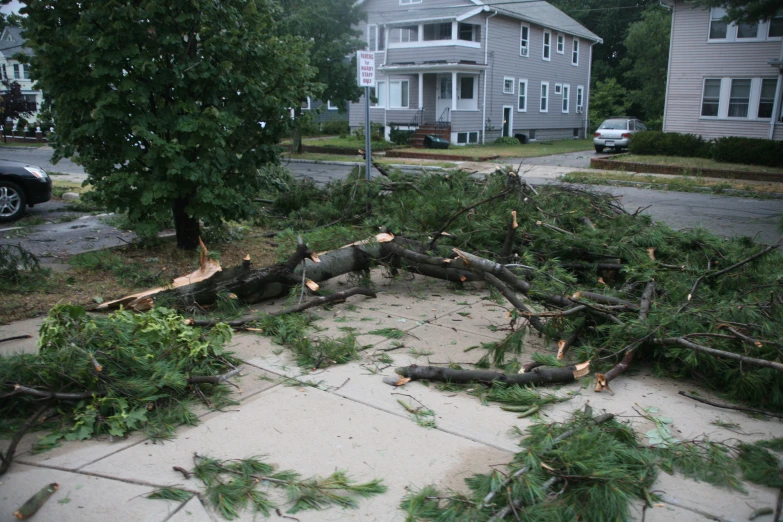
[485,15,589,140]
[662,0,782,140]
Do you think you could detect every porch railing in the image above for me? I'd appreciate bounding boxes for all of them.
[409,107,425,128]
[435,107,450,133]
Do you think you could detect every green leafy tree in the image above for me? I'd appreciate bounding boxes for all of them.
[622,6,672,121]
[693,0,783,23]
[22,0,318,249]
[551,0,658,82]
[277,0,366,152]
[589,78,631,127]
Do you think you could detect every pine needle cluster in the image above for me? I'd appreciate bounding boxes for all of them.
[164,454,387,519]
[0,304,240,449]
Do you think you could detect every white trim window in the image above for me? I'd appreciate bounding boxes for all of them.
[12,63,19,80]
[728,78,751,117]
[518,79,528,111]
[709,8,728,39]
[372,81,386,108]
[576,85,584,113]
[503,77,515,94]
[709,7,782,41]
[556,34,564,54]
[572,38,579,66]
[554,83,562,94]
[542,31,551,60]
[368,24,386,51]
[327,100,338,111]
[520,24,530,56]
[540,81,549,112]
[562,84,570,113]
[758,79,777,118]
[701,79,722,116]
[457,131,479,144]
[302,97,311,110]
[400,0,422,4]
[389,80,409,109]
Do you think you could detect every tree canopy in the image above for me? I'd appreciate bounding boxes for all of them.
[22,0,318,249]
[1,80,35,122]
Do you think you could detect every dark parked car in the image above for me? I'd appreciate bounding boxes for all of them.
[0,159,52,222]
[593,117,647,152]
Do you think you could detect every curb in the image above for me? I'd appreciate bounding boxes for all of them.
[564,177,783,199]
[283,158,446,172]
[590,157,783,183]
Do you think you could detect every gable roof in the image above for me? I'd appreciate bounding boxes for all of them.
[0,26,33,59]
[490,1,601,42]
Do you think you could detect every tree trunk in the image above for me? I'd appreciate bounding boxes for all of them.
[293,106,303,154]
[173,196,200,250]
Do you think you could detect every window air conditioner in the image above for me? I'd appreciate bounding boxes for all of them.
[521,47,528,56]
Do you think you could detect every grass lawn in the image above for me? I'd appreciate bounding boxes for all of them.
[563,170,783,196]
[283,153,457,169]
[301,136,398,151]
[394,139,594,159]
[0,141,46,148]
[611,154,783,175]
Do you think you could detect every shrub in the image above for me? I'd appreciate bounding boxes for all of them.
[389,125,414,146]
[321,120,349,136]
[712,136,783,168]
[629,131,711,158]
[645,118,663,131]
[494,136,520,145]
[353,122,384,142]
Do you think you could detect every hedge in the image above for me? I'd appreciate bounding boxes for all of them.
[628,131,783,168]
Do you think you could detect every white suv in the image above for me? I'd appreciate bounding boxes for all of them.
[593,118,646,153]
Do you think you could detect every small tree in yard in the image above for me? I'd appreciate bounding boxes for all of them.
[1,80,35,123]
[22,0,318,249]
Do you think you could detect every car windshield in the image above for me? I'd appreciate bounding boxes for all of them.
[599,119,628,130]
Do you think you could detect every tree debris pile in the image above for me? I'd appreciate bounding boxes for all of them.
[0,304,241,474]
[253,168,783,411]
[401,407,782,521]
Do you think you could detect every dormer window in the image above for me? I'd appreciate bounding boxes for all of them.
[709,7,728,39]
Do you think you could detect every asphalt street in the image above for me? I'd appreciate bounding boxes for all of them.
[1,146,781,259]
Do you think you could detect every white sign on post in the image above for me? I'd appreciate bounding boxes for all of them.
[356,51,375,88]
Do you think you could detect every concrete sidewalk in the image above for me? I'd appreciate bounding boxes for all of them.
[1,270,780,522]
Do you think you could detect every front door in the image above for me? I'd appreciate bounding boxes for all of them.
[503,107,512,137]
[436,75,452,122]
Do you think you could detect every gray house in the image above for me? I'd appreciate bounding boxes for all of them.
[349,0,601,145]
[661,0,783,141]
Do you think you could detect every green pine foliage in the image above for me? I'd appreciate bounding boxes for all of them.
[400,408,773,521]
[188,454,386,519]
[0,305,239,449]
[147,487,193,502]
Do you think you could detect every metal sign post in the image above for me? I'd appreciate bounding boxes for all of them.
[356,51,376,181]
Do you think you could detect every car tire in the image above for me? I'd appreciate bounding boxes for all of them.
[0,181,27,222]
[594,146,604,153]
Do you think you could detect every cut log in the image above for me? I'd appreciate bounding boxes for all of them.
[395,362,590,386]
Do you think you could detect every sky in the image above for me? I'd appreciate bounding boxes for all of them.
[0,1,23,15]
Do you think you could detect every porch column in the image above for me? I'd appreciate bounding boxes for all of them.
[451,71,458,112]
[418,73,423,111]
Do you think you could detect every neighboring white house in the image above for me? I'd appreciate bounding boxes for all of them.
[661,0,783,141]
[349,0,601,145]
[0,25,44,123]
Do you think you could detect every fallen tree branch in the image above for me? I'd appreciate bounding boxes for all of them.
[655,337,783,373]
[677,391,783,419]
[0,335,32,344]
[0,401,51,477]
[638,280,655,321]
[191,287,378,328]
[10,384,99,400]
[188,366,244,385]
[395,362,590,386]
